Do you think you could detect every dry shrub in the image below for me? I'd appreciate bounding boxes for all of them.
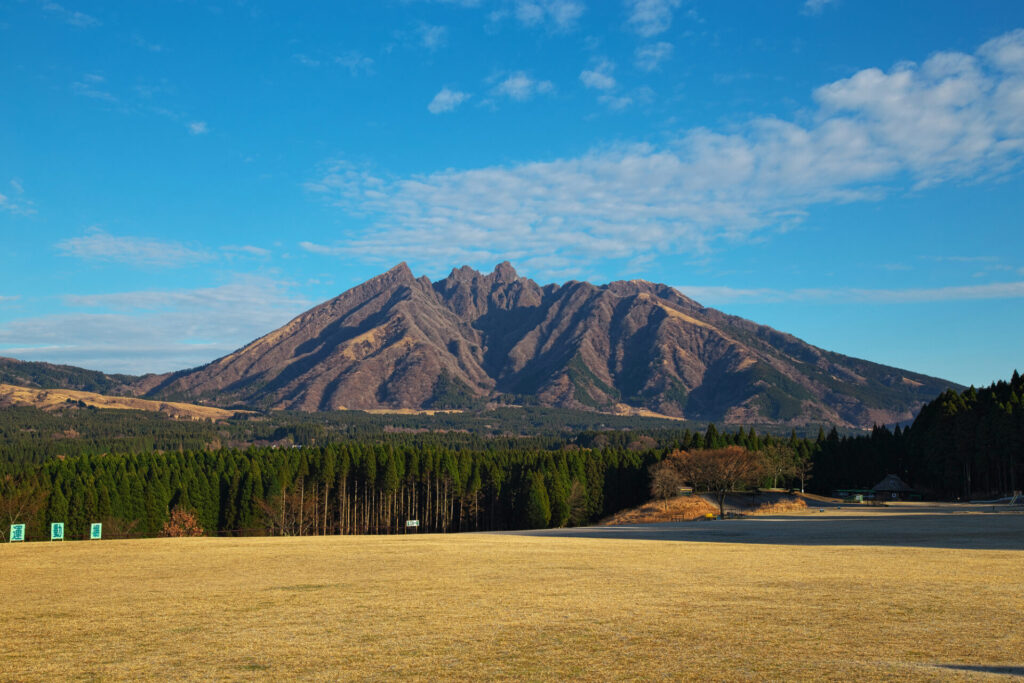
[748,498,808,515]
[601,495,718,525]
[159,508,204,537]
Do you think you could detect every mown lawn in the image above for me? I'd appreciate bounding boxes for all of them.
[1,530,1021,680]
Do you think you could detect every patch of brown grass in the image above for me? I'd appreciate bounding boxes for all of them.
[0,383,242,421]
[1,532,1021,680]
[601,495,719,524]
[747,498,809,515]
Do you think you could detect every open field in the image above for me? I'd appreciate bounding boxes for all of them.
[0,383,242,421]
[2,509,1023,680]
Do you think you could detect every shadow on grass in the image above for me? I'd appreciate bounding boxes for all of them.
[499,512,1024,551]
[936,664,1024,676]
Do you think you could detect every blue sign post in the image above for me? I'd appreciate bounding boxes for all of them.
[9,524,25,542]
[50,522,64,541]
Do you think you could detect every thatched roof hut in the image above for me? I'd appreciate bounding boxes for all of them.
[872,474,915,499]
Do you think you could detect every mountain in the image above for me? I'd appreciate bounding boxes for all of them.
[0,357,137,395]
[137,262,960,428]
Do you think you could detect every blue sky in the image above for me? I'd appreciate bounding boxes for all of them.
[1,0,1022,386]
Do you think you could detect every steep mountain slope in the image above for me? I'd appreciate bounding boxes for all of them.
[141,262,959,427]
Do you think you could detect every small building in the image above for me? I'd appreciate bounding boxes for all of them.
[872,474,920,501]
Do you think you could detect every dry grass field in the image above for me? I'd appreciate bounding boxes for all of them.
[0,383,241,421]
[2,516,1022,681]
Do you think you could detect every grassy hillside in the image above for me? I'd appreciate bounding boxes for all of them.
[1,530,1020,680]
[0,357,136,394]
[0,383,242,421]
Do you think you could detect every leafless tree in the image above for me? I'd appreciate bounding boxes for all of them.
[675,446,765,516]
[649,458,684,511]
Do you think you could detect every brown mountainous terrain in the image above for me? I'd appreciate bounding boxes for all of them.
[137,262,958,428]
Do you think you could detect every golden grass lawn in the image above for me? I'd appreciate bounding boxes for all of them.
[0,383,241,421]
[1,529,1022,681]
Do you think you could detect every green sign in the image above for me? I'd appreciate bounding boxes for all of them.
[406,519,420,527]
[89,523,102,540]
[9,524,25,542]
[50,522,65,541]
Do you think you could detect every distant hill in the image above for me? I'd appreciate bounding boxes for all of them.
[138,262,960,429]
[0,357,136,395]
[0,383,242,421]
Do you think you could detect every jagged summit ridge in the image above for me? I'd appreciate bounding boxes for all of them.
[143,263,959,428]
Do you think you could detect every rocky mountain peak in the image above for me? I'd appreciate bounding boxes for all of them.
[142,262,959,427]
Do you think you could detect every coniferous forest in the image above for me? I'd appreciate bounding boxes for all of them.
[1,372,1020,541]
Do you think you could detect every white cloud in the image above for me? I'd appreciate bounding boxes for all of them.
[513,0,585,30]
[306,30,1024,274]
[598,94,633,110]
[625,0,680,37]
[42,2,100,28]
[336,52,375,76]
[0,180,36,215]
[221,245,271,257]
[635,42,673,71]
[56,228,214,268]
[293,54,321,67]
[0,296,20,303]
[188,121,208,135]
[428,87,471,113]
[418,23,449,50]
[493,71,555,101]
[580,59,616,90]
[72,74,116,102]
[676,282,1024,306]
[0,278,311,374]
[802,0,838,15]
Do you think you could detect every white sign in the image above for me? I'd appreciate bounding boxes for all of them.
[50,522,64,541]
[89,523,102,540]
[9,524,25,542]
[405,520,420,528]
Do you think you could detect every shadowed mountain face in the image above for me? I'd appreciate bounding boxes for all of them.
[139,262,959,427]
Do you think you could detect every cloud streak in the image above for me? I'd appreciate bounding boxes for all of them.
[56,228,214,268]
[0,278,311,374]
[305,30,1024,275]
[676,282,1024,306]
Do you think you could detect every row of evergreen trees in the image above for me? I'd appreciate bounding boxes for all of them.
[2,443,660,542]
[813,371,1024,498]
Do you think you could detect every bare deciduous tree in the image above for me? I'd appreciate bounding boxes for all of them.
[675,446,764,517]
[649,458,685,511]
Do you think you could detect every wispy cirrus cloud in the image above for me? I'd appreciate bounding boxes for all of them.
[0,277,311,374]
[305,30,1024,276]
[676,282,1024,306]
[56,228,214,268]
[0,179,36,215]
[335,52,375,76]
[41,2,100,28]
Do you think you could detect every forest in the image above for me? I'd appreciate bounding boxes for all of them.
[1,372,1020,541]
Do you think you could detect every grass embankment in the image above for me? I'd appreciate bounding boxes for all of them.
[0,383,241,421]
[2,531,1022,680]
[602,494,808,524]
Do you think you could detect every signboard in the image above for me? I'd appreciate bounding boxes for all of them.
[50,522,65,541]
[9,524,25,542]
[89,523,102,540]
[405,520,420,528]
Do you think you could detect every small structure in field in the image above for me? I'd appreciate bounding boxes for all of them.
[872,474,920,501]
